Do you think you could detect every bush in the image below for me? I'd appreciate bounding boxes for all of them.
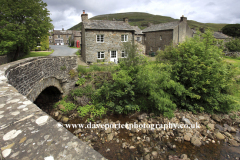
[156,30,236,114]
[71,84,94,98]
[225,38,240,52]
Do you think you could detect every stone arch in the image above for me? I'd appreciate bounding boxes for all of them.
[26,77,63,102]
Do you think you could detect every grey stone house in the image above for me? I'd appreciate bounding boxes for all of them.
[49,29,81,47]
[81,11,135,63]
[142,16,193,53]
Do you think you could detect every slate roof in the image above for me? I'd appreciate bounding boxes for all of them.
[213,32,230,39]
[83,20,135,31]
[132,26,143,34]
[142,21,179,32]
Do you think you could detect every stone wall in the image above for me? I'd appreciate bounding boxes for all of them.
[5,56,77,101]
[144,30,173,53]
[84,30,134,63]
[225,52,240,57]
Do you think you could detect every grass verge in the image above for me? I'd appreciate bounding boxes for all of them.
[21,49,54,59]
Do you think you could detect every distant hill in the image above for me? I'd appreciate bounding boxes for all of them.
[68,12,227,32]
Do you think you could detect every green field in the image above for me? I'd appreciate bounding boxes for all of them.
[69,12,227,31]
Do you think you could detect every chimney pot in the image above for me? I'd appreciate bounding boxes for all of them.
[83,10,85,14]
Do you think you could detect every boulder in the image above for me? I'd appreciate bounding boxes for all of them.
[207,124,215,131]
[191,136,202,147]
[229,139,240,147]
[61,116,69,123]
[215,124,224,132]
[215,132,225,140]
[211,114,221,122]
[138,113,148,120]
[151,151,158,159]
[182,116,191,125]
[107,133,114,141]
[76,95,90,106]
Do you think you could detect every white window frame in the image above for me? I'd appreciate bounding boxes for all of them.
[121,35,128,42]
[97,51,105,59]
[121,51,127,58]
[96,35,104,43]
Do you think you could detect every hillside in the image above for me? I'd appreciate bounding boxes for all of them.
[68,12,227,31]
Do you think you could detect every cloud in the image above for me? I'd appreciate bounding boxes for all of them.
[42,0,240,30]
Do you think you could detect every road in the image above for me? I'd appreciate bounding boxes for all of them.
[49,45,79,56]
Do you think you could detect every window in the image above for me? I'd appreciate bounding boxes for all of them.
[67,35,69,38]
[121,35,128,42]
[158,47,161,51]
[121,51,127,58]
[97,35,104,42]
[160,35,162,40]
[49,36,52,39]
[137,37,141,41]
[97,52,105,59]
[150,47,153,51]
[58,35,60,38]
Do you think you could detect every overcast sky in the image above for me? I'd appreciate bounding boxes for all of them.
[42,0,240,30]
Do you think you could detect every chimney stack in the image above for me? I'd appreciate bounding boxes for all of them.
[180,15,187,22]
[123,17,128,23]
[81,10,88,22]
[62,28,64,31]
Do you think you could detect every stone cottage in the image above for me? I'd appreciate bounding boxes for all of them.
[142,15,193,53]
[81,11,135,63]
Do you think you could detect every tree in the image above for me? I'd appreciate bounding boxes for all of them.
[0,0,53,59]
[222,24,240,37]
[156,30,236,114]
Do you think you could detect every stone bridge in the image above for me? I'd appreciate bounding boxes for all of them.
[0,56,106,160]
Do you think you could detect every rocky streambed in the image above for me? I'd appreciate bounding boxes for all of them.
[42,102,240,160]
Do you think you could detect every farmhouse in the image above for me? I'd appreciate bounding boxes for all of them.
[81,11,135,63]
[142,16,193,53]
